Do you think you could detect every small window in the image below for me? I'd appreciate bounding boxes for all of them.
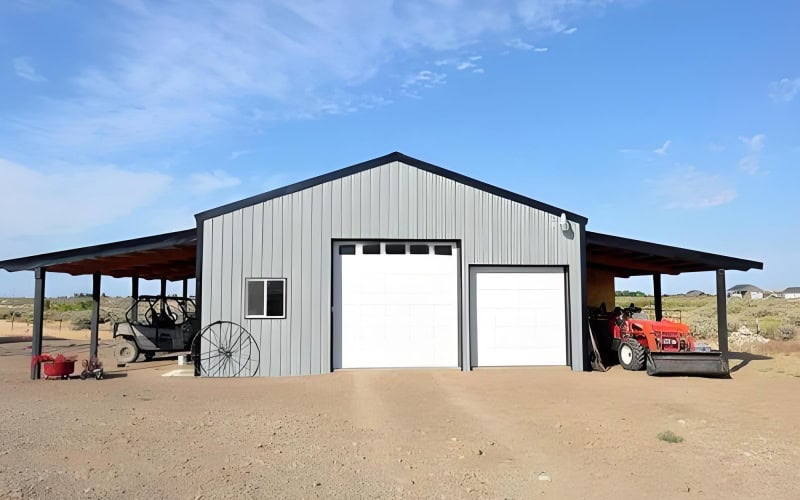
[362,244,380,254]
[338,245,356,255]
[245,278,286,319]
[385,244,406,254]
[409,244,429,255]
[434,245,452,255]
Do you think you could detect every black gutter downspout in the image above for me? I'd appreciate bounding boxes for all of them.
[30,267,46,380]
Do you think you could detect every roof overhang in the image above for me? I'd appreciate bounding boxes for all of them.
[586,231,763,278]
[0,229,197,281]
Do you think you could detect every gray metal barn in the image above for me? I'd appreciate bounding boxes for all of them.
[195,153,588,376]
[0,152,763,379]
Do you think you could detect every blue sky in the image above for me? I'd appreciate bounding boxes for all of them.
[1,0,798,297]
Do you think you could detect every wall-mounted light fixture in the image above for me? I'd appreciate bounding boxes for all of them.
[559,213,571,233]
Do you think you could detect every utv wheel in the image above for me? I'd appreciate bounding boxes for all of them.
[114,340,139,364]
[618,339,646,371]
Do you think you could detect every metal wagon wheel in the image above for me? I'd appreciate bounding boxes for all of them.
[192,321,260,377]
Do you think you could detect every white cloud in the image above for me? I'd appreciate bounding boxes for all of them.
[738,133,765,174]
[653,139,671,155]
[505,38,535,50]
[403,70,447,92]
[8,0,620,153]
[740,133,765,153]
[435,55,484,74]
[473,68,485,74]
[562,27,578,34]
[0,158,171,236]
[12,56,46,82]
[188,170,241,194]
[505,38,548,52]
[655,166,736,209]
[768,77,800,102]
[230,150,253,161]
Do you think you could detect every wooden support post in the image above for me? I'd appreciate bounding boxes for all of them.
[30,267,46,380]
[653,273,663,321]
[90,273,101,360]
[131,276,139,323]
[716,269,728,355]
[182,279,188,298]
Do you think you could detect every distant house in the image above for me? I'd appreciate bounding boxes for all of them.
[784,287,800,300]
[727,284,764,299]
[685,290,706,297]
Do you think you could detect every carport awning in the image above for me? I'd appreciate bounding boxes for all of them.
[586,231,763,277]
[0,229,197,280]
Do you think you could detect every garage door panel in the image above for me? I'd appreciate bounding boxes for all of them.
[473,268,567,367]
[335,242,459,369]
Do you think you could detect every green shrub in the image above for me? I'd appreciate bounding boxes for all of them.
[50,300,93,312]
[71,318,92,330]
[657,431,684,444]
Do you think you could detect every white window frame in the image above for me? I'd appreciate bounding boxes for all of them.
[244,278,287,319]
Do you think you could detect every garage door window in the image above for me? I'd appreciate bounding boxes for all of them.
[434,245,452,255]
[363,244,380,254]
[245,278,286,319]
[385,244,406,254]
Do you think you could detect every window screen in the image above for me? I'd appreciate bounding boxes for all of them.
[409,244,429,254]
[245,278,286,318]
[338,245,356,255]
[246,280,265,317]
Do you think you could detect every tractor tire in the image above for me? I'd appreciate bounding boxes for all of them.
[114,339,139,364]
[618,338,646,371]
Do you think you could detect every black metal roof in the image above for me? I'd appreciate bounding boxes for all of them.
[0,229,197,280]
[195,151,589,225]
[784,287,800,294]
[586,231,763,277]
[727,284,764,293]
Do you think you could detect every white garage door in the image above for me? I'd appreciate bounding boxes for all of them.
[333,242,459,369]
[472,267,567,367]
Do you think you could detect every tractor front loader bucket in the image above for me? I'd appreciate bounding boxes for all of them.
[646,352,730,378]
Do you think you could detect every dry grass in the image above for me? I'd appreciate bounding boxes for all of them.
[0,296,132,329]
[616,295,800,342]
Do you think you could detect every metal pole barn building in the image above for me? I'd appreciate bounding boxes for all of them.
[0,152,762,379]
[195,153,589,376]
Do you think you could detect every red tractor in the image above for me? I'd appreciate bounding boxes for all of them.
[609,306,728,376]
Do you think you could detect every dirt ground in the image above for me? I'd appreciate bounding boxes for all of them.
[1,336,799,499]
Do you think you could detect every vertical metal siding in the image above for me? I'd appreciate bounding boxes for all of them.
[203,160,586,376]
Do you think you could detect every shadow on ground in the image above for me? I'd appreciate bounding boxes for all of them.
[728,351,773,373]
